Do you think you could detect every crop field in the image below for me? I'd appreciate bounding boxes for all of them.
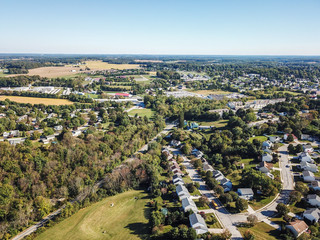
[81,60,140,70]
[35,190,150,240]
[0,96,73,105]
[6,66,85,78]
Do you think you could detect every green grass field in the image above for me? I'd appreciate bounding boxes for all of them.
[128,108,155,119]
[197,119,228,128]
[248,136,268,143]
[35,190,151,240]
[249,194,277,211]
[239,222,279,240]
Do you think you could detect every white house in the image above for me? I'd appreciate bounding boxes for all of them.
[286,220,309,238]
[172,174,184,185]
[307,194,320,207]
[269,136,280,143]
[189,213,209,235]
[299,152,314,163]
[262,153,273,162]
[303,170,315,182]
[237,188,254,200]
[176,184,190,200]
[72,130,82,137]
[54,125,63,131]
[182,197,198,213]
[303,144,314,153]
[303,208,320,223]
[170,140,181,147]
[8,138,25,145]
[212,170,225,181]
[300,161,318,173]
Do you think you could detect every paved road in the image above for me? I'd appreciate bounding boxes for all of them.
[168,146,244,239]
[169,141,295,238]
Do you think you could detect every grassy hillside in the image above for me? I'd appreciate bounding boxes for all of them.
[35,190,151,240]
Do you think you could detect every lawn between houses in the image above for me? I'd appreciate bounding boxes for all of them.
[35,190,151,240]
[238,222,280,240]
[128,108,155,119]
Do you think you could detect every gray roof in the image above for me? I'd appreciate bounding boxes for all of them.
[238,188,254,195]
[307,194,320,200]
[189,213,207,227]
[303,170,314,177]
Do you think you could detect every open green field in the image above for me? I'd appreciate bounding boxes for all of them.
[128,108,155,118]
[249,194,277,211]
[239,158,257,169]
[239,222,279,240]
[197,119,228,128]
[35,190,150,240]
[248,136,267,143]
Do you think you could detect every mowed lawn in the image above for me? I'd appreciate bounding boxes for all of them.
[239,222,279,240]
[128,108,155,118]
[0,96,73,105]
[36,190,151,240]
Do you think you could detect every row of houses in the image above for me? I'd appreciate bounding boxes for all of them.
[162,148,209,235]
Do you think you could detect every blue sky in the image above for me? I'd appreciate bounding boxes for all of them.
[1,0,320,55]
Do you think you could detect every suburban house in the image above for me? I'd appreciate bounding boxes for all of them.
[303,170,315,182]
[189,213,209,235]
[262,153,273,162]
[182,197,198,213]
[299,152,314,163]
[172,175,184,185]
[72,130,82,137]
[286,220,309,238]
[307,194,320,207]
[203,162,214,172]
[54,125,63,131]
[269,136,281,143]
[220,177,232,192]
[301,134,314,141]
[212,170,225,181]
[283,133,298,141]
[8,138,25,145]
[176,184,191,200]
[300,161,318,173]
[303,144,314,153]
[192,149,204,159]
[258,161,273,173]
[170,140,181,147]
[237,188,254,200]
[262,140,273,149]
[303,208,320,223]
[310,181,320,191]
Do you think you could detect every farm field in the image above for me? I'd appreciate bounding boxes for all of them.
[0,96,73,105]
[238,222,279,240]
[81,60,140,70]
[5,66,86,78]
[128,108,155,119]
[35,190,150,240]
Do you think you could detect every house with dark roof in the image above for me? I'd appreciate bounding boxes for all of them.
[303,170,315,182]
[303,208,320,223]
[310,181,320,191]
[258,161,273,173]
[182,197,198,213]
[189,213,208,235]
[307,194,320,207]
